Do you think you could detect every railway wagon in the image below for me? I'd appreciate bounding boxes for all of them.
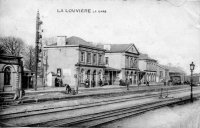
[184,74,200,85]
[170,76,181,85]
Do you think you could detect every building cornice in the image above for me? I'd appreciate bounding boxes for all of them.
[75,63,106,68]
[122,68,140,71]
[144,70,157,72]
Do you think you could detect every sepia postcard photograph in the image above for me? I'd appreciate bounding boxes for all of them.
[0,0,200,127]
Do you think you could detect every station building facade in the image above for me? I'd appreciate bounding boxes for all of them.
[101,44,140,85]
[138,54,157,84]
[156,64,170,84]
[0,55,23,92]
[44,36,106,90]
[44,36,141,88]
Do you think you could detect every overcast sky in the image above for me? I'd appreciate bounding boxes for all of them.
[0,0,200,74]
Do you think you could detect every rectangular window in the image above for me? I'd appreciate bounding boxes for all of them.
[81,52,85,62]
[105,57,109,65]
[130,57,133,68]
[87,53,91,63]
[99,54,102,64]
[57,68,62,77]
[126,56,129,67]
[133,58,137,67]
[93,54,97,65]
[160,71,163,78]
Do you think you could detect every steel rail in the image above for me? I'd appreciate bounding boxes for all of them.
[0,87,189,120]
[31,94,200,127]
[0,88,195,127]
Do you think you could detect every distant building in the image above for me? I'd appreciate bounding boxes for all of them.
[156,64,170,84]
[101,44,140,85]
[164,66,186,85]
[138,54,157,84]
[0,55,23,92]
[22,68,34,89]
[184,73,200,84]
[44,36,106,89]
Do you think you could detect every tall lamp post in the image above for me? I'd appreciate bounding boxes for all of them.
[190,62,195,102]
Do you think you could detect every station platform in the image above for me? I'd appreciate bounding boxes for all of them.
[1,84,189,105]
[25,83,161,94]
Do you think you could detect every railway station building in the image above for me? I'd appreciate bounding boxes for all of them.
[100,44,140,86]
[156,64,170,84]
[44,36,141,88]
[44,36,106,90]
[138,54,157,84]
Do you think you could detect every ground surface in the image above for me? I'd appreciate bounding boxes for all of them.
[1,85,191,114]
[100,99,200,128]
[1,85,200,127]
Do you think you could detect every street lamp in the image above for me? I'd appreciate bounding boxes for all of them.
[190,62,195,102]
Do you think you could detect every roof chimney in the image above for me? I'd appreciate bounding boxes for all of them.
[104,44,111,51]
[57,36,67,46]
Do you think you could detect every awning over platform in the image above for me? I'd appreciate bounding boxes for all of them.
[105,67,121,72]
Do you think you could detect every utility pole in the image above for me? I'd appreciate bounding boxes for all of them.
[35,10,43,91]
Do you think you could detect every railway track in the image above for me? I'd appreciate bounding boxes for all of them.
[29,94,200,127]
[0,87,189,117]
[0,87,197,127]
[68,95,199,128]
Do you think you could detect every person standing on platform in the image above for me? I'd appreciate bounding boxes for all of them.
[99,79,103,87]
[126,78,129,90]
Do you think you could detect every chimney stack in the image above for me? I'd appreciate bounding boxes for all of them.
[57,36,67,46]
[104,44,111,51]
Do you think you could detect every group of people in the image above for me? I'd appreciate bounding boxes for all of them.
[55,77,63,87]
[85,79,103,88]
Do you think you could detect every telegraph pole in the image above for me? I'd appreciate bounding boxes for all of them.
[35,10,43,91]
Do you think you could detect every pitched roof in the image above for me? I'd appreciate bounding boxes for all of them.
[139,53,157,61]
[168,67,185,74]
[46,36,99,48]
[157,64,169,70]
[109,44,132,52]
[65,36,94,47]
[97,43,139,53]
[161,65,186,74]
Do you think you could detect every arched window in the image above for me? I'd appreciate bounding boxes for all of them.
[4,67,11,85]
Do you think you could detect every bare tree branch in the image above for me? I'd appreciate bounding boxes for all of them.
[0,36,25,56]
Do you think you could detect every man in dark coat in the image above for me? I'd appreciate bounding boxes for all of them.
[99,79,103,87]
[66,84,71,94]
[55,77,58,87]
[126,78,129,90]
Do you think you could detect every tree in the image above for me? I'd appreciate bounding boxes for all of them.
[0,36,25,56]
[0,42,6,55]
[0,36,37,72]
[23,45,36,72]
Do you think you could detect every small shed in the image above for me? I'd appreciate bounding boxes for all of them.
[47,72,57,87]
[0,55,23,92]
